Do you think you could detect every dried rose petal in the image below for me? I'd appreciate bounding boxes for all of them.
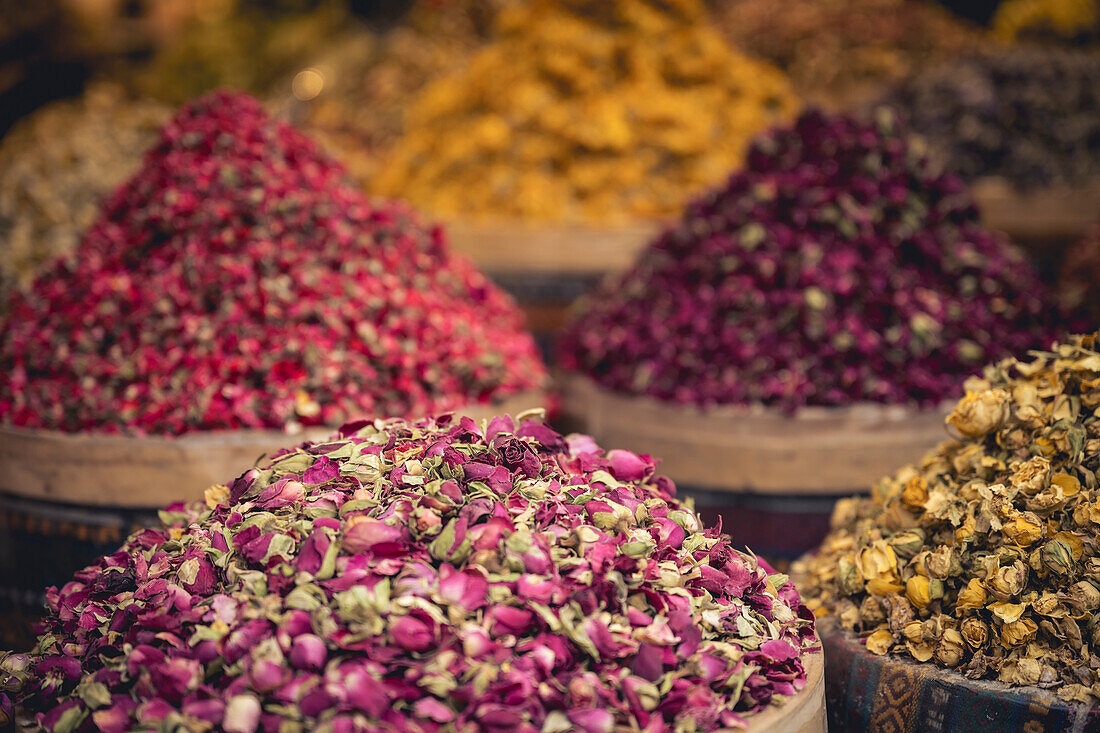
[10,414,816,731]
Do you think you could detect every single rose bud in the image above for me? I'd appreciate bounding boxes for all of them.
[859,596,886,626]
[986,561,1028,600]
[888,530,926,559]
[901,476,929,512]
[935,628,966,667]
[960,617,989,649]
[956,578,988,610]
[837,556,864,596]
[1040,540,1075,575]
[999,616,1038,647]
[947,388,1009,438]
[1001,511,1043,547]
[866,628,894,655]
[1009,455,1051,495]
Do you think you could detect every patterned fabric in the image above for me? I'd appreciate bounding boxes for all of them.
[822,626,1100,732]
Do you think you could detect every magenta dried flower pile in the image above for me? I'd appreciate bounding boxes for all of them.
[559,110,1066,410]
[0,91,544,435]
[0,413,816,732]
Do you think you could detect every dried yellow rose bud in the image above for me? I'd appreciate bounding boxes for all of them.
[902,476,929,511]
[1010,455,1051,495]
[859,596,886,626]
[960,617,989,649]
[855,540,898,583]
[999,616,1038,647]
[1001,511,1043,547]
[866,628,894,655]
[955,578,988,610]
[947,388,1009,437]
[986,561,1028,600]
[935,628,966,667]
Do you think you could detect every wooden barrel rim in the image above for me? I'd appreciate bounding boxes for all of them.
[560,373,951,494]
[0,390,547,508]
[443,218,660,275]
[743,649,826,733]
[971,177,1100,241]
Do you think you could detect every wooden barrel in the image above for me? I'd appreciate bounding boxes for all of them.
[745,650,826,733]
[559,374,950,563]
[443,220,658,355]
[0,391,546,650]
[971,178,1100,286]
[818,621,1100,732]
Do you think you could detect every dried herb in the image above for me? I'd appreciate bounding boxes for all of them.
[373,0,798,224]
[0,91,545,435]
[559,110,1066,411]
[0,83,170,302]
[2,412,816,731]
[796,333,1100,702]
[882,47,1100,189]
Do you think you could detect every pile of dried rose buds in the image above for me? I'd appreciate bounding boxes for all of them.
[795,332,1100,703]
[1,413,816,731]
[559,109,1067,411]
[0,91,544,435]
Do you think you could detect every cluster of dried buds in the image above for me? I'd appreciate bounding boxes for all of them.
[1,413,816,731]
[0,91,544,435]
[560,109,1066,411]
[796,332,1100,702]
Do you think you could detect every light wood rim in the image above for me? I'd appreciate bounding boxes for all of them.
[559,373,951,494]
[744,650,826,733]
[443,218,659,275]
[0,390,547,508]
[972,177,1100,241]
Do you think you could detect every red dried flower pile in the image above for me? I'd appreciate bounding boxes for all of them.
[1,413,816,731]
[560,110,1070,411]
[0,92,545,435]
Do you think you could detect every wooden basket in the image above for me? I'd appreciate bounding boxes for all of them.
[443,219,658,277]
[817,621,1100,732]
[559,374,950,495]
[971,178,1100,244]
[0,390,547,509]
[745,650,826,733]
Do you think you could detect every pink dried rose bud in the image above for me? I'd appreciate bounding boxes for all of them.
[0,91,544,436]
[4,413,817,731]
[560,109,1077,412]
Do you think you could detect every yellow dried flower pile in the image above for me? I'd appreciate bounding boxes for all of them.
[294,0,507,190]
[795,333,1100,702]
[373,0,799,224]
[992,0,1099,43]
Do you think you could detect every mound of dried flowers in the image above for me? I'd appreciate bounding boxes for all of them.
[794,333,1100,702]
[559,109,1064,410]
[373,0,798,224]
[0,83,170,302]
[882,47,1100,189]
[0,413,817,731]
[0,91,544,435]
